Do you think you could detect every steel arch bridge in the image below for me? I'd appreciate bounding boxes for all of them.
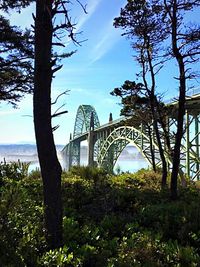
[73,105,100,138]
[95,126,166,172]
[62,93,200,180]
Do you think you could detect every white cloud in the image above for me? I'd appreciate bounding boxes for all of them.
[59,0,103,48]
[89,19,122,63]
[0,110,20,116]
[76,0,103,32]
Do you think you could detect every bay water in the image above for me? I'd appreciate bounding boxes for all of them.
[0,144,149,173]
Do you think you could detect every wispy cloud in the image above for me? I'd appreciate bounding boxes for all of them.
[60,0,102,48]
[0,110,20,116]
[89,19,122,63]
[76,0,103,32]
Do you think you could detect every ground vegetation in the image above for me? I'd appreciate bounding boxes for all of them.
[1,163,200,266]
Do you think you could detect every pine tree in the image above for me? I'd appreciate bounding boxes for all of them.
[0,12,33,106]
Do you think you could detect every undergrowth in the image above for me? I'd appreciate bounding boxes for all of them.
[1,163,200,266]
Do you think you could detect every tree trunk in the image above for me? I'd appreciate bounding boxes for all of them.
[145,39,168,188]
[170,61,185,199]
[153,114,168,188]
[170,0,186,200]
[34,0,63,248]
[147,125,157,172]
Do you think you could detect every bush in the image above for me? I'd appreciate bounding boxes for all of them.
[0,159,30,182]
[39,246,80,267]
[0,168,45,266]
[1,166,200,266]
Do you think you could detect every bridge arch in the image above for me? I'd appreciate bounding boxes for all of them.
[73,105,100,138]
[97,126,171,170]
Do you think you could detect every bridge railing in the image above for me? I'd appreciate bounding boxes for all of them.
[166,86,200,104]
[94,116,126,132]
[187,87,200,96]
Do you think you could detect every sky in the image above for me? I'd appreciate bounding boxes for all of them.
[0,0,200,145]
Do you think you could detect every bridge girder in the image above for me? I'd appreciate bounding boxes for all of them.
[63,105,100,169]
[96,125,170,172]
[73,105,100,138]
[62,100,200,180]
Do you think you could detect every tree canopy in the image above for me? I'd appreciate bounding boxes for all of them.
[0,0,33,11]
[0,15,33,106]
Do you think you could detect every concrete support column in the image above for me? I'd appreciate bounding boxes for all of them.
[88,131,94,167]
[76,141,81,166]
[88,112,95,167]
[68,133,72,170]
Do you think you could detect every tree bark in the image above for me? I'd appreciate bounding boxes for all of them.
[170,60,186,199]
[151,102,168,188]
[169,0,186,200]
[145,40,168,188]
[147,125,157,172]
[34,0,63,248]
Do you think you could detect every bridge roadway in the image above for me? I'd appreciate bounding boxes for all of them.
[62,92,200,179]
[169,93,200,114]
[71,117,126,143]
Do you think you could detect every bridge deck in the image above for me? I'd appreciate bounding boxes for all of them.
[168,93,200,115]
[63,93,200,179]
[70,94,200,142]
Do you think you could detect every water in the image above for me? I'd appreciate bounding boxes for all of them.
[0,144,149,174]
[114,158,149,173]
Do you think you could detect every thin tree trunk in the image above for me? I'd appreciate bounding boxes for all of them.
[170,63,186,199]
[145,41,168,188]
[152,105,168,187]
[147,125,157,172]
[34,0,63,248]
[170,0,186,200]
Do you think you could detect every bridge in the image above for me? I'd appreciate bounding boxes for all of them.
[62,93,200,180]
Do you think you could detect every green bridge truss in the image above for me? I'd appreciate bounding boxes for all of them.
[73,105,100,138]
[62,95,200,180]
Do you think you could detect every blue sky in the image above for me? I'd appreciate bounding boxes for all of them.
[0,0,199,145]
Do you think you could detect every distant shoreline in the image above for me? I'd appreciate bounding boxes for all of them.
[0,144,146,172]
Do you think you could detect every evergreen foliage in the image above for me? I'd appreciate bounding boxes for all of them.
[0,9,33,105]
[0,0,34,11]
[113,0,200,198]
[1,164,200,266]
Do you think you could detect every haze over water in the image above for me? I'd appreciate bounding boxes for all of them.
[0,144,148,173]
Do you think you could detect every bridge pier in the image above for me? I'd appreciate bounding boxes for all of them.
[74,141,81,166]
[68,134,72,169]
[88,131,94,166]
[88,112,95,167]
[68,141,81,169]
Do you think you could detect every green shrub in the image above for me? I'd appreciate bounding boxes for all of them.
[39,246,81,266]
[0,173,45,266]
[0,159,30,181]
[68,166,109,185]
[28,167,41,180]
[1,166,200,266]
[108,232,200,267]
